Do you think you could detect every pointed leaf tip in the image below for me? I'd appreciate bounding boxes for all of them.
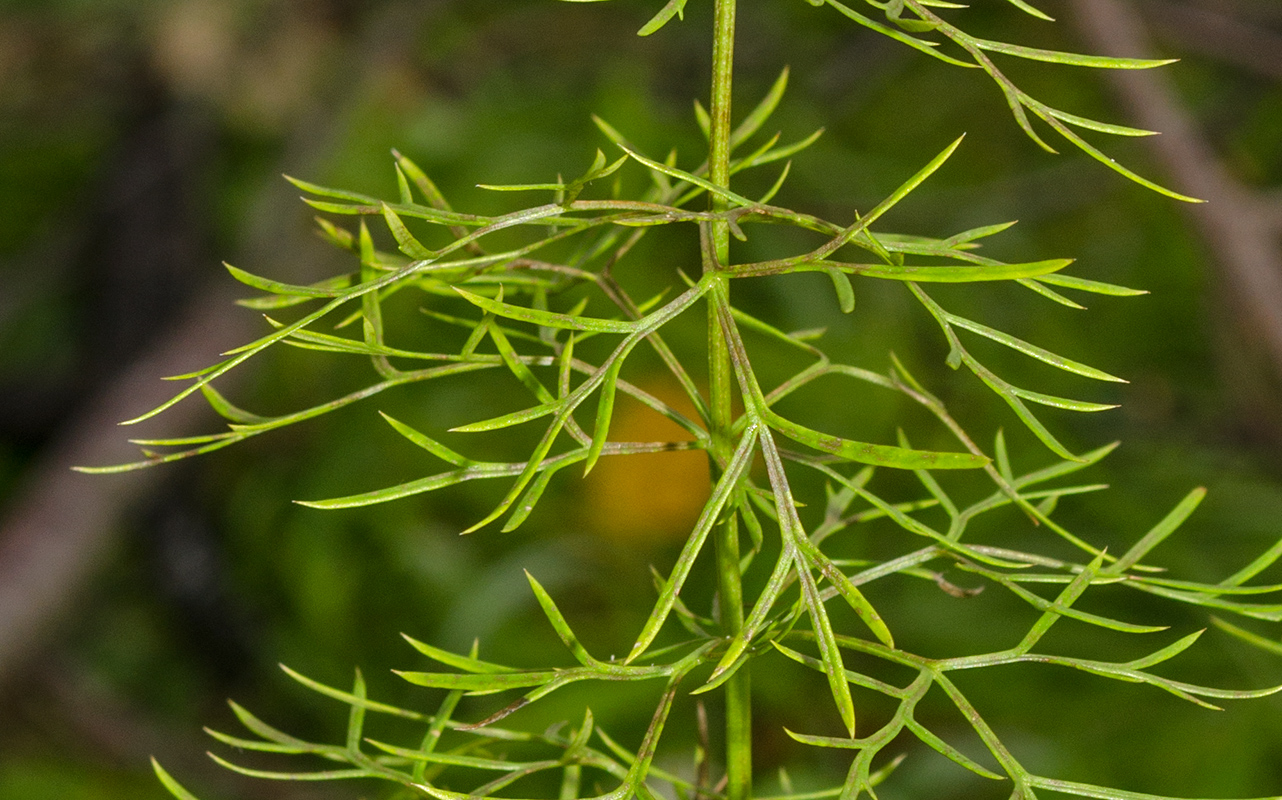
[152,759,202,800]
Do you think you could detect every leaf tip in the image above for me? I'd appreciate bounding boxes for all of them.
[460,518,489,535]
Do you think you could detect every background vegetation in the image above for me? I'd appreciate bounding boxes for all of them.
[1,1,1281,798]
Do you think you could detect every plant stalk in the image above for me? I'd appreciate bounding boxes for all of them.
[707,1,751,799]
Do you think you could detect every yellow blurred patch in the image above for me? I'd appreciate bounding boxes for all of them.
[580,376,710,546]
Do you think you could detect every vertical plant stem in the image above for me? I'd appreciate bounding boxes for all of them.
[708,0,736,236]
[707,1,751,799]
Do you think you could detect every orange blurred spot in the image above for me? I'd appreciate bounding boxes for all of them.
[581,376,710,545]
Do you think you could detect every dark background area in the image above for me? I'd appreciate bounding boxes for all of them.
[1,0,1281,798]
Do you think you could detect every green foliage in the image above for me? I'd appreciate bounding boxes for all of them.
[88,2,1282,800]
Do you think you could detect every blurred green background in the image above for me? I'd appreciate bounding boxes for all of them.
[1,1,1281,798]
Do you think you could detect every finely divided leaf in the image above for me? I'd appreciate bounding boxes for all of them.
[731,66,790,150]
[972,38,1176,69]
[638,0,687,36]
[380,413,470,466]
[152,761,203,800]
[526,571,598,666]
[766,410,988,470]
[946,314,1124,382]
[1107,488,1206,574]
[455,289,636,333]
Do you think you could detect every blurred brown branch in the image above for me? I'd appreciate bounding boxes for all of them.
[1070,0,1282,394]
[0,0,433,686]
[1144,0,1282,81]
[0,290,248,681]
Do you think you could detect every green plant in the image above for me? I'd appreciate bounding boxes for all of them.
[87,1,1282,799]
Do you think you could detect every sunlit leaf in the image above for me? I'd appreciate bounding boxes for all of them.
[1106,488,1207,574]
[766,409,988,470]
[456,289,636,333]
[972,38,1176,69]
[638,0,686,35]
[152,760,203,800]
[730,66,790,149]
[946,314,1125,382]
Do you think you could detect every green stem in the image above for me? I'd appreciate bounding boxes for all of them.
[707,2,751,799]
[708,0,736,236]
